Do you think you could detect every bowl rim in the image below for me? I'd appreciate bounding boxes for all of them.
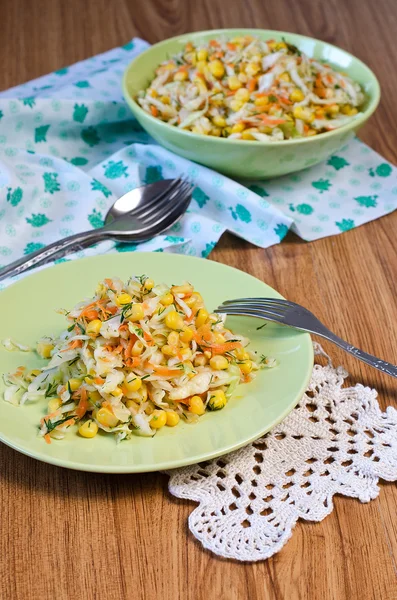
[122,28,381,147]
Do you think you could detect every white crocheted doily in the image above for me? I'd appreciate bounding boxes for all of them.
[166,344,397,561]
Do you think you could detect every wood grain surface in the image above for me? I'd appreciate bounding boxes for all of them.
[1,0,397,598]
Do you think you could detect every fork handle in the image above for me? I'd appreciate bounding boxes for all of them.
[0,229,103,282]
[321,331,397,378]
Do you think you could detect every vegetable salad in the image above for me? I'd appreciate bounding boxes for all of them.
[3,275,272,443]
[137,35,365,140]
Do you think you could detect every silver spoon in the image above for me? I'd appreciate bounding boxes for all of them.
[0,179,191,282]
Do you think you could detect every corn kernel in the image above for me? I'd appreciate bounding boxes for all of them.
[166,411,180,427]
[279,72,291,82]
[140,384,148,402]
[235,348,250,360]
[230,100,243,112]
[167,331,179,346]
[160,95,170,105]
[171,284,193,296]
[194,354,208,367]
[189,395,205,415]
[79,420,98,438]
[231,122,245,134]
[306,129,317,137]
[185,292,203,308]
[180,347,192,360]
[195,308,209,328]
[115,293,132,306]
[161,344,177,357]
[210,355,229,370]
[126,303,144,322]
[246,62,260,77]
[211,127,221,137]
[326,103,339,115]
[238,73,248,83]
[142,278,154,291]
[293,106,314,123]
[124,375,142,393]
[235,88,250,103]
[68,378,82,392]
[150,89,158,97]
[290,88,305,103]
[239,360,252,374]
[126,400,139,410]
[228,76,242,91]
[174,70,188,82]
[242,131,256,140]
[212,115,227,128]
[111,387,123,398]
[150,409,167,429]
[207,389,227,411]
[213,333,226,344]
[37,341,54,359]
[96,407,119,428]
[208,59,225,79]
[180,327,194,343]
[165,310,184,330]
[197,49,208,61]
[48,397,62,413]
[196,60,208,74]
[254,95,269,106]
[88,390,101,403]
[160,293,174,306]
[86,319,102,336]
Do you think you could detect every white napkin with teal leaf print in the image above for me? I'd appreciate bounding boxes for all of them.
[0,38,396,288]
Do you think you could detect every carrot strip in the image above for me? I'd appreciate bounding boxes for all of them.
[150,364,182,377]
[44,434,51,444]
[75,388,88,419]
[150,106,158,117]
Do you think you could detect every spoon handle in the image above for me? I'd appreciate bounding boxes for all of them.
[0,229,103,282]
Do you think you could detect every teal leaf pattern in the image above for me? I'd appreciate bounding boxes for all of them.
[43,172,60,194]
[274,223,289,240]
[229,204,252,223]
[289,203,314,215]
[336,219,355,232]
[24,242,45,254]
[249,184,269,197]
[69,156,89,166]
[192,187,210,208]
[6,187,23,206]
[91,178,112,197]
[103,160,129,179]
[0,110,3,121]
[122,41,135,51]
[54,67,69,76]
[201,242,216,257]
[116,242,138,252]
[88,209,104,229]
[72,103,89,123]
[327,156,350,171]
[354,195,378,208]
[20,97,36,108]
[74,80,91,88]
[34,124,50,143]
[81,126,101,147]
[26,213,52,227]
[144,166,162,184]
[311,179,332,193]
[375,163,392,178]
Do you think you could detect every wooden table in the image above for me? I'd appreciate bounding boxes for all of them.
[1,0,396,598]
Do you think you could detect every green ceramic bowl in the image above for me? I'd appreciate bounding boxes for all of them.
[122,29,380,179]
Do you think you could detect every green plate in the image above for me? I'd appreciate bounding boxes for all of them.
[0,253,313,473]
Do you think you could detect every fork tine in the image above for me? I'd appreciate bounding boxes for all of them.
[139,181,191,224]
[131,178,184,218]
[221,297,295,308]
[142,185,191,230]
[214,307,284,323]
[216,302,287,318]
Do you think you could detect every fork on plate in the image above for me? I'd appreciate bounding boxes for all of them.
[215,297,397,378]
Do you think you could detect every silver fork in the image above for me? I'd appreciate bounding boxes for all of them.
[215,297,397,378]
[0,179,191,282]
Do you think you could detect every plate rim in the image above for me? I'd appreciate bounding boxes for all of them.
[0,253,313,473]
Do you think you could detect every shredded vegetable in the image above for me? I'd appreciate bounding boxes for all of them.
[137,36,364,140]
[2,275,273,443]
